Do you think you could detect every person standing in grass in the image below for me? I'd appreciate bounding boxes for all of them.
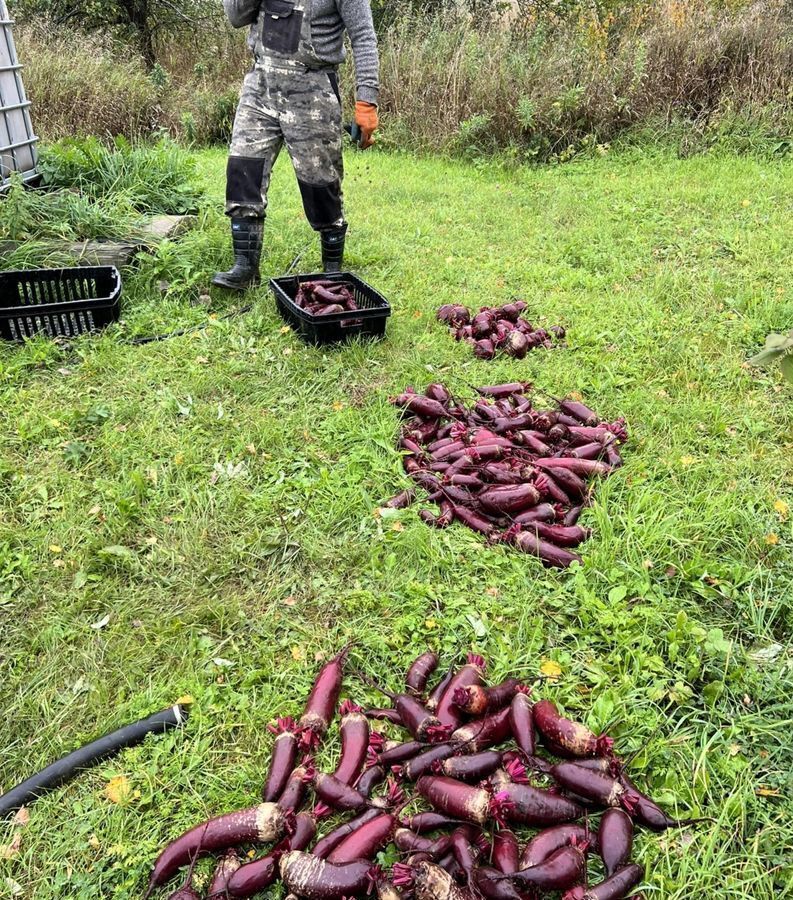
[214,0,380,290]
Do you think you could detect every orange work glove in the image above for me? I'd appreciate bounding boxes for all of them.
[355,101,379,150]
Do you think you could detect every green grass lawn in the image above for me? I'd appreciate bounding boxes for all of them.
[1,146,792,898]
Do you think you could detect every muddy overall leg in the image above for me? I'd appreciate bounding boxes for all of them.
[214,69,283,291]
[281,69,347,273]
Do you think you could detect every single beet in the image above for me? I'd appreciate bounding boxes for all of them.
[496,845,587,892]
[479,484,541,515]
[598,808,634,875]
[453,678,522,716]
[562,863,644,900]
[475,383,530,399]
[333,701,369,786]
[263,717,302,802]
[440,750,503,782]
[427,668,455,712]
[355,764,386,799]
[513,530,583,568]
[476,867,523,900]
[551,763,639,811]
[377,740,428,767]
[313,771,370,812]
[394,829,454,858]
[407,651,440,695]
[533,700,613,759]
[451,706,512,752]
[416,775,503,826]
[498,781,585,826]
[207,849,242,898]
[492,827,520,874]
[559,399,600,426]
[520,823,590,868]
[328,811,400,864]
[143,803,289,897]
[279,852,378,900]
[527,523,589,548]
[404,744,456,781]
[508,692,535,757]
[435,654,486,729]
[312,808,382,859]
[401,811,468,833]
[413,860,471,900]
[278,761,314,812]
[299,644,353,741]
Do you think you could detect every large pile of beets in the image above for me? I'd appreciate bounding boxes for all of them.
[144,648,688,899]
[387,383,627,568]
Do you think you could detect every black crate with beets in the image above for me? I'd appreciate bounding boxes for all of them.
[0,266,122,342]
[270,271,391,345]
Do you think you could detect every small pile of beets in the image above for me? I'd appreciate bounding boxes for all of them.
[144,648,687,899]
[437,302,565,360]
[386,383,627,568]
[294,280,360,317]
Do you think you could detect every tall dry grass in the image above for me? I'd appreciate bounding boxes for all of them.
[13,0,793,158]
[376,0,793,157]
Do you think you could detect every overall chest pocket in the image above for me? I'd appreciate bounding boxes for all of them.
[261,0,303,54]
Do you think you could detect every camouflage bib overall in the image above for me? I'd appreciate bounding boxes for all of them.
[226,0,345,231]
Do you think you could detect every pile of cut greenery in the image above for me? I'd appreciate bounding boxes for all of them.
[0,137,203,254]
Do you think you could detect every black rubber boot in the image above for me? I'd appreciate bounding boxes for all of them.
[212,218,263,291]
[321,225,347,273]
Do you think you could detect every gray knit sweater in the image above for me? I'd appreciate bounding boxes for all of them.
[224,0,379,104]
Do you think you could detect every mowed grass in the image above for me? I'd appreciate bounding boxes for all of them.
[0,146,792,898]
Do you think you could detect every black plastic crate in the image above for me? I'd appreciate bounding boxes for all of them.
[270,271,391,345]
[0,266,121,342]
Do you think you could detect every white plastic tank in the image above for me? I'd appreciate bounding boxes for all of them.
[0,0,38,190]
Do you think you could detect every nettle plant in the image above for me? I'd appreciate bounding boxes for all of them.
[750,330,793,384]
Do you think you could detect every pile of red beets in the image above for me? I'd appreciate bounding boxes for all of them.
[294,280,360,317]
[144,648,686,899]
[437,303,564,360]
[387,382,627,568]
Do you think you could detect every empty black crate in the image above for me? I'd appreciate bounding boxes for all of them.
[0,266,122,342]
[270,271,391,345]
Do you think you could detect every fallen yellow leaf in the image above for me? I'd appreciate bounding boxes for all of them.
[175,695,194,706]
[540,660,562,679]
[12,809,29,828]
[0,832,21,860]
[391,521,405,532]
[105,775,132,805]
[756,787,780,797]
[49,545,62,554]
